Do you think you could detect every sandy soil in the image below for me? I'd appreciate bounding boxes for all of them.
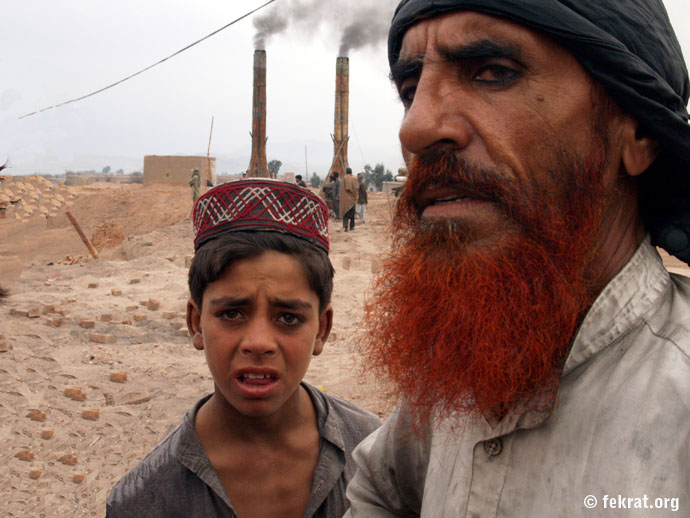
[0,182,398,517]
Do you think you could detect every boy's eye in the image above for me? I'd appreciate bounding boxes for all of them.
[398,82,417,108]
[277,313,303,326]
[219,309,243,321]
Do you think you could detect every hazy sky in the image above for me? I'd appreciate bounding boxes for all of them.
[2,0,689,177]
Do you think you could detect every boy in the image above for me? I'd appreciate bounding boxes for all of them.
[107,179,381,517]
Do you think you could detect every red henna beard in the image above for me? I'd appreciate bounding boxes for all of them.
[363,144,610,425]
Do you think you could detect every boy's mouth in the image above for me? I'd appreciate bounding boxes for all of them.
[240,372,277,385]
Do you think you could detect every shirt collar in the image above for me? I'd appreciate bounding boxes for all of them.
[563,236,671,375]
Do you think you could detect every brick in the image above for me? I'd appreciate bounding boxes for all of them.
[81,408,100,421]
[103,393,115,406]
[26,409,46,422]
[132,314,147,322]
[147,298,160,311]
[88,283,98,289]
[41,429,54,440]
[120,319,132,325]
[42,304,56,314]
[129,278,141,284]
[109,371,127,383]
[10,309,28,317]
[80,319,95,329]
[64,386,86,401]
[72,473,86,484]
[58,454,78,466]
[0,337,9,353]
[90,333,115,344]
[162,311,176,319]
[111,288,123,296]
[29,469,43,480]
[170,321,185,330]
[15,450,34,461]
[100,314,113,322]
[27,306,41,318]
[125,305,138,312]
[49,317,63,327]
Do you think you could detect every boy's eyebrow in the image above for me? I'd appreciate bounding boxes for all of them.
[208,296,251,308]
[270,298,313,311]
[390,39,522,85]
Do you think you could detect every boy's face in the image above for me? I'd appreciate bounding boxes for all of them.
[187,250,332,419]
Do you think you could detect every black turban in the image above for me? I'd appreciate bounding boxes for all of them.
[388,0,690,264]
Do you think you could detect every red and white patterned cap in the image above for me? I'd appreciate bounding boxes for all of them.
[192,178,330,253]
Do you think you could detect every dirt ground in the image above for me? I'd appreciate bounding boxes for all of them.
[0,182,398,517]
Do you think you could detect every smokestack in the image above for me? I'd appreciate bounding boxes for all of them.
[329,57,349,177]
[247,50,270,178]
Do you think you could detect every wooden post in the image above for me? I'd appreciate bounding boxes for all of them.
[65,210,99,259]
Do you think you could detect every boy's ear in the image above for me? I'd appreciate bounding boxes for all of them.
[186,299,204,351]
[313,304,333,357]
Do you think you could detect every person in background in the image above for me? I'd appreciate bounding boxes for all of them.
[295,175,307,188]
[355,173,368,224]
[189,168,201,202]
[341,168,358,232]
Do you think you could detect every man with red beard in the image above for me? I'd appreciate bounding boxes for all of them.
[345,0,690,516]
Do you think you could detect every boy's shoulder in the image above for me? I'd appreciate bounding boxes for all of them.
[303,383,381,450]
[106,395,226,517]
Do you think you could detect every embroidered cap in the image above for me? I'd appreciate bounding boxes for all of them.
[192,178,330,253]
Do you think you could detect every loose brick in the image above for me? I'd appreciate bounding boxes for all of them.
[15,450,35,461]
[129,278,141,284]
[26,409,46,422]
[162,311,176,319]
[81,408,100,421]
[72,473,86,484]
[88,283,98,289]
[58,454,78,466]
[125,306,138,312]
[111,289,123,296]
[0,337,9,353]
[132,314,147,322]
[64,387,86,401]
[147,298,160,311]
[41,429,54,440]
[42,304,56,314]
[90,333,115,344]
[49,317,63,327]
[103,393,115,406]
[100,314,113,322]
[27,306,41,318]
[109,371,128,383]
[29,469,43,480]
[80,319,95,329]
[120,319,132,325]
[10,309,28,317]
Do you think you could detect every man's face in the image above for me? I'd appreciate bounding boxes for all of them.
[392,11,621,252]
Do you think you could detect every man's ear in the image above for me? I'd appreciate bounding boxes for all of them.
[313,304,334,357]
[186,299,204,351]
[621,121,659,177]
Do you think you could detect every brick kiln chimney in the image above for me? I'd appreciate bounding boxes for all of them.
[247,49,270,178]
[329,57,349,177]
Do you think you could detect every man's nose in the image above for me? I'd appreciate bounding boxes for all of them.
[240,319,278,356]
[398,73,473,155]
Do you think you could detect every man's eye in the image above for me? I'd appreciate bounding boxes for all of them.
[474,65,520,84]
[398,84,417,107]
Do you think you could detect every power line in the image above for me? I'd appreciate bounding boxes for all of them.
[18,0,278,120]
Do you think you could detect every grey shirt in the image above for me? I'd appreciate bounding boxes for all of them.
[346,237,690,517]
[107,383,381,517]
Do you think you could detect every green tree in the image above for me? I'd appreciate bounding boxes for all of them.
[268,159,282,178]
[309,172,322,189]
[363,163,394,191]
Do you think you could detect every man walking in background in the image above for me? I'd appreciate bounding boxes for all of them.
[341,168,358,232]
[355,173,368,224]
